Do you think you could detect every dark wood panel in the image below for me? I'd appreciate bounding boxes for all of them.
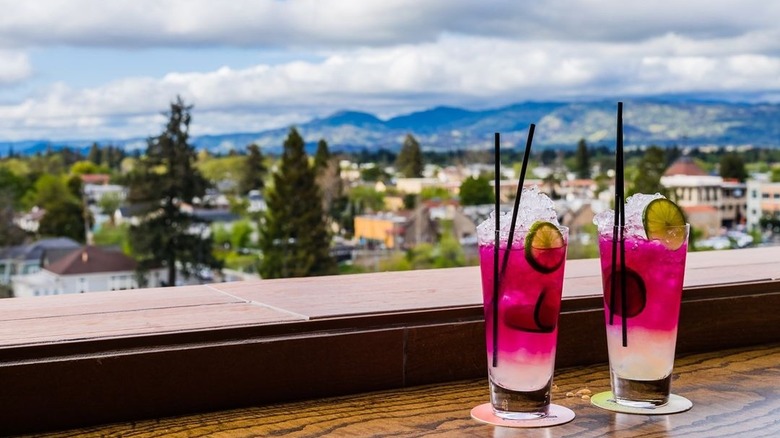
[37,344,780,438]
[0,329,406,436]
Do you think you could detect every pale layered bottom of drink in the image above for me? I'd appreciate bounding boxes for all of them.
[479,244,566,419]
[598,233,687,407]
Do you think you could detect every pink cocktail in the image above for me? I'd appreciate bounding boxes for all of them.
[478,222,568,419]
[597,224,689,407]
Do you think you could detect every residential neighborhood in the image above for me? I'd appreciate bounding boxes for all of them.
[2,136,779,299]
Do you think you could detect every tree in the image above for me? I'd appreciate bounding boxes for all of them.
[314,139,330,171]
[772,167,780,183]
[459,176,494,206]
[719,153,748,182]
[396,134,423,177]
[0,191,26,247]
[313,139,347,229]
[628,146,669,197]
[348,185,385,213]
[126,96,221,286]
[258,128,336,278]
[87,143,102,165]
[38,199,89,242]
[238,143,267,195]
[575,138,591,179]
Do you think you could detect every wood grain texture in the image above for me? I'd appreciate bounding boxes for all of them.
[36,343,780,438]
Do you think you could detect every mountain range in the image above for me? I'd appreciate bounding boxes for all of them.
[2,97,780,156]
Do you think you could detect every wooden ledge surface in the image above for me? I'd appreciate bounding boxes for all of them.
[0,246,778,349]
[35,343,780,438]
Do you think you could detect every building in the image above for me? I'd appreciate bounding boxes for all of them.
[0,238,81,285]
[354,213,408,249]
[353,205,439,250]
[660,157,746,229]
[11,245,166,297]
[746,177,780,231]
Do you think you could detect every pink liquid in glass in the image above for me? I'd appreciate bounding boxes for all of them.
[598,232,687,382]
[478,242,567,393]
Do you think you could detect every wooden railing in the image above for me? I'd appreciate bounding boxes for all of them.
[0,246,778,435]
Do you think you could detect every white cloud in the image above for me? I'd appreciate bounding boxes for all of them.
[1,1,780,140]
[0,50,31,84]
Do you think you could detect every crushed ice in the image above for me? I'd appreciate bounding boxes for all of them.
[593,193,665,239]
[476,186,559,248]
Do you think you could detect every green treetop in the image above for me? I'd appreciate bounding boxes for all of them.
[126,96,221,286]
[238,143,267,195]
[459,176,495,206]
[258,128,336,279]
[628,146,669,197]
[396,134,424,178]
[575,138,591,179]
[719,153,748,182]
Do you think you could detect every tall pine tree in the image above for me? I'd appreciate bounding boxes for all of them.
[126,96,221,286]
[396,134,423,177]
[575,138,590,179]
[238,143,267,195]
[259,128,336,278]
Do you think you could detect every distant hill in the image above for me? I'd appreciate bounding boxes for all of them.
[2,97,780,156]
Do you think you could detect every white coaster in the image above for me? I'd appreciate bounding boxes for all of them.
[470,403,575,428]
[591,391,692,415]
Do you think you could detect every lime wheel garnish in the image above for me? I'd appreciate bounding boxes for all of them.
[524,221,566,273]
[605,268,647,318]
[642,198,686,250]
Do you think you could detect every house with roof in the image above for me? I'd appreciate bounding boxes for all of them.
[0,238,81,285]
[11,246,166,297]
[660,157,746,229]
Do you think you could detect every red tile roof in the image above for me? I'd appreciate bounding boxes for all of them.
[80,174,111,185]
[664,157,708,176]
[46,246,137,276]
[683,205,718,214]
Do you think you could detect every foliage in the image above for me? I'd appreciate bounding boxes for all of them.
[39,199,89,242]
[574,138,591,179]
[771,167,780,183]
[23,174,77,209]
[627,146,669,197]
[196,154,245,190]
[719,153,747,182]
[70,160,110,176]
[238,143,267,195]
[0,167,30,209]
[93,223,131,254]
[360,165,388,182]
[348,185,385,213]
[98,192,123,218]
[433,234,466,268]
[459,176,494,206]
[230,219,254,249]
[0,191,26,247]
[403,194,417,210]
[313,139,330,171]
[258,128,336,279]
[419,186,451,201]
[396,134,423,178]
[126,96,221,286]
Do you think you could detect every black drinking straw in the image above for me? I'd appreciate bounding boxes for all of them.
[499,124,536,281]
[610,102,629,347]
[492,133,501,368]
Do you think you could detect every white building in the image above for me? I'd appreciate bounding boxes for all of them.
[746,176,780,231]
[11,246,166,297]
[660,157,746,229]
[0,238,80,285]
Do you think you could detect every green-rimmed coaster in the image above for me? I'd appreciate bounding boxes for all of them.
[591,391,692,415]
[470,403,575,428]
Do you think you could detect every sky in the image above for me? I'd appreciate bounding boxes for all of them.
[0,0,779,141]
